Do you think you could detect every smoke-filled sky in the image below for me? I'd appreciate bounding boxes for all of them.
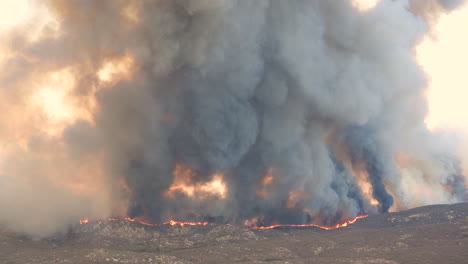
[0,0,467,237]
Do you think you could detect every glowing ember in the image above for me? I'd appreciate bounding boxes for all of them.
[248,215,369,230]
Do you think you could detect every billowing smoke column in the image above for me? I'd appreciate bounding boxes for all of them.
[0,0,466,237]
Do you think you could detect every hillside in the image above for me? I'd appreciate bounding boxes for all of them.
[1,203,467,264]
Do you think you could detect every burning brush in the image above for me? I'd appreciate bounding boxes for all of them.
[0,0,466,238]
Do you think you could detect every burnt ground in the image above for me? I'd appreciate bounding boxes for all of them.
[0,203,467,264]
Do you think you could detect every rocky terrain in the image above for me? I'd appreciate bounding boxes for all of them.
[1,203,467,264]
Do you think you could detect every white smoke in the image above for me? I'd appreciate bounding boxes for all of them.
[0,0,465,237]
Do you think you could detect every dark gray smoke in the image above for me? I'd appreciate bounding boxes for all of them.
[0,0,466,237]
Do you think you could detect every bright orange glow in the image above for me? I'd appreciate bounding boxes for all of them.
[257,168,275,198]
[167,163,197,196]
[355,170,380,206]
[2,0,468,234]
[80,217,209,227]
[200,173,227,198]
[164,220,209,226]
[0,2,88,137]
[80,215,367,230]
[165,163,227,199]
[32,69,80,135]
[249,215,368,230]
[262,168,275,185]
[98,55,136,84]
[0,0,58,45]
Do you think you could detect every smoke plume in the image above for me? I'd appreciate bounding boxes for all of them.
[0,0,466,237]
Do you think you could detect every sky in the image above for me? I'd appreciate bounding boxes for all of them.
[417,6,468,130]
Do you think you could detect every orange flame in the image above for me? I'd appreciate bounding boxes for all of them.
[79,215,367,230]
[248,215,368,230]
[164,220,209,226]
[165,163,227,199]
[79,217,208,227]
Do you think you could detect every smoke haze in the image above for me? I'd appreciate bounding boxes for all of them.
[0,0,466,237]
